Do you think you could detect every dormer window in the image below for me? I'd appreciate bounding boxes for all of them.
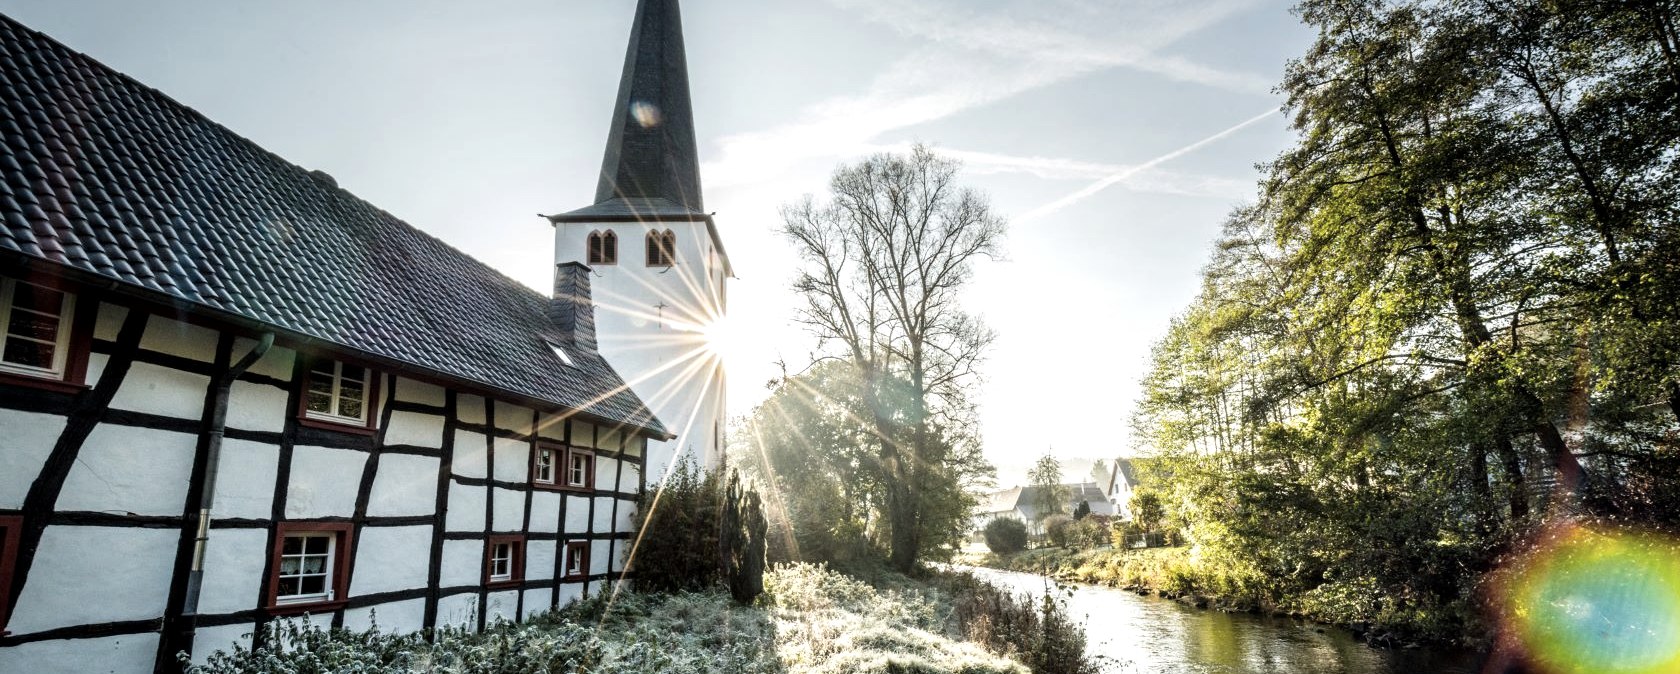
[646,230,675,267]
[547,341,576,367]
[300,358,379,432]
[0,278,76,379]
[588,230,617,265]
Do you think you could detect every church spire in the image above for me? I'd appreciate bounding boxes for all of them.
[594,0,703,214]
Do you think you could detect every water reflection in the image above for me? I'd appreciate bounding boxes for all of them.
[964,566,1480,674]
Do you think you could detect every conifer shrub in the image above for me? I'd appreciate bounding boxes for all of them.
[632,459,767,603]
[983,518,1029,554]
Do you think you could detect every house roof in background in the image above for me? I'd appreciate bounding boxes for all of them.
[0,14,668,437]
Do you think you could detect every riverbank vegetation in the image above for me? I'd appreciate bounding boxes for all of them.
[1123,0,1680,650]
[186,564,1088,674]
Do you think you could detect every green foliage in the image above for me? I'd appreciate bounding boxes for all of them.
[1070,501,1090,521]
[941,573,1099,674]
[1026,455,1068,519]
[983,518,1028,555]
[634,459,766,602]
[1041,515,1075,549]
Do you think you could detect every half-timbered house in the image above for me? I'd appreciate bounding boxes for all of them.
[0,2,713,671]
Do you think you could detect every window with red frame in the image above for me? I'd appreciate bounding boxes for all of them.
[532,444,561,489]
[485,535,526,588]
[298,358,379,432]
[0,515,21,633]
[268,522,353,613]
[563,540,590,580]
[565,447,595,491]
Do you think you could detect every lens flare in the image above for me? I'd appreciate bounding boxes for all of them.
[630,101,662,128]
[1495,526,1680,674]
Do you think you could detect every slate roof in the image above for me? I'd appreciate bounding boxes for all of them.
[591,0,702,214]
[0,14,668,437]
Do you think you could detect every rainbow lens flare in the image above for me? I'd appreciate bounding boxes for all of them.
[1497,526,1680,674]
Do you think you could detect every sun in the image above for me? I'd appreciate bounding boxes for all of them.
[698,314,747,366]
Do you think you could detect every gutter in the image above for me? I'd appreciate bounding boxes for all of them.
[178,332,274,642]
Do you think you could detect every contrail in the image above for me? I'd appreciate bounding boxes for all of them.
[1019,107,1279,222]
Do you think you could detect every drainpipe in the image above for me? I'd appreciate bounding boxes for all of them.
[178,333,274,652]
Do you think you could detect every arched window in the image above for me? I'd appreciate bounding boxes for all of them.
[646,229,675,267]
[587,230,617,265]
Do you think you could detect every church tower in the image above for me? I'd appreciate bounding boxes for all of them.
[548,0,730,481]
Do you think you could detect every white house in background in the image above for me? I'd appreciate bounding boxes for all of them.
[546,0,731,480]
[0,1,714,672]
[972,483,1116,538]
[1105,459,1143,521]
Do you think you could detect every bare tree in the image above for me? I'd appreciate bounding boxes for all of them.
[781,145,1005,571]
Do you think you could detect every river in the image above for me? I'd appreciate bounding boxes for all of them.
[963,566,1483,674]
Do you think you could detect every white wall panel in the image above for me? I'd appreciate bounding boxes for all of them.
[521,588,552,620]
[57,425,194,516]
[366,454,440,517]
[620,463,641,493]
[393,377,446,406]
[436,592,479,629]
[593,457,619,492]
[385,411,445,449]
[444,482,486,532]
[571,422,597,448]
[0,631,158,674]
[342,598,425,634]
[191,623,254,665]
[614,498,636,532]
[456,394,486,425]
[527,540,556,581]
[590,541,610,576]
[557,582,583,607]
[0,409,67,509]
[285,446,364,519]
[528,491,560,533]
[109,361,209,420]
[536,414,566,441]
[563,496,590,533]
[92,301,128,341]
[485,590,518,625]
[234,338,296,381]
[350,525,432,596]
[491,436,527,483]
[591,497,614,532]
[7,526,176,634]
[140,316,219,363]
[213,439,278,520]
[84,352,108,385]
[439,539,481,588]
[492,488,524,532]
[493,401,532,435]
[226,380,289,433]
[451,430,488,479]
[198,528,269,615]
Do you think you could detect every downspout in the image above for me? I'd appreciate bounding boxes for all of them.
[179,333,274,645]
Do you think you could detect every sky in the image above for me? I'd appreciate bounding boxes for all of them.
[0,0,1315,486]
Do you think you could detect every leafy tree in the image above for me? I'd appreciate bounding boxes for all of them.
[983,518,1028,554]
[1128,489,1164,534]
[1043,514,1077,549]
[1028,453,1069,520]
[781,146,1004,572]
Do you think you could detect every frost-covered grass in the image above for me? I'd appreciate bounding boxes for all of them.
[186,564,1028,674]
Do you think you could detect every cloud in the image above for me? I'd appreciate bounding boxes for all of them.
[862,143,1256,199]
[703,0,1269,191]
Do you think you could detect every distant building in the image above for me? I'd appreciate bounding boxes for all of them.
[1104,458,1142,520]
[972,483,1114,538]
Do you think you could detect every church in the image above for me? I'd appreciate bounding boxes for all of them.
[0,0,728,671]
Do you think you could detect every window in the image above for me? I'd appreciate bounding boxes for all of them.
[485,535,525,587]
[267,523,353,612]
[566,447,595,490]
[547,341,575,367]
[587,230,617,265]
[645,230,675,267]
[300,358,378,431]
[532,444,561,488]
[563,541,590,581]
[0,278,75,379]
[0,516,20,633]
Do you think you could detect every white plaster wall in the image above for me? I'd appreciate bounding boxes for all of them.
[191,623,253,666]
[594,456,619,492]
[342,598,425,634]
[529,491,561,533]
[589,542,610,576]
[457,394,486,426]
[452,430,488,479]
[445,482,486,532]
[0,408,67,509]
[587,580,604,597]
[527,540,557,581]
[394,377,446,407]
[350,526,432,596]
[234,338,296,381]
[493,401,532,435]
[226,380,289,433]
[537,414,566,441]
[140,316,219,363]
[491,437,527,484]
[521,589,551,620]
[563,496,590,532]
[93,301,129,341]
[592,497,615,532]
[485,590,518,625]
[0,631,159,674]
[614,498,636,532]
[285,446,364,519]
[57,425,195,516]
[198,528,269,615]
[213,439,278,520]
[612,543,628,573]
[385,411,445,449]
[492,488,524,531]
[7,526,177,634]
[439,539,481,588]
[571,422,598,448]
[85,351,108,384]
[620,463,641,493]
[366,453,441,517]
[436,592,479,628]
[557,582,583,607]
[109,361,209,420]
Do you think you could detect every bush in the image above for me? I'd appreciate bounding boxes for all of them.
[983,518,1029,554]
[943,571,1099,674]
[634,459,767,603]
[1042,515,1076,549]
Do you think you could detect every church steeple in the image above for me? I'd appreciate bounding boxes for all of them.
[593,0,703,215]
